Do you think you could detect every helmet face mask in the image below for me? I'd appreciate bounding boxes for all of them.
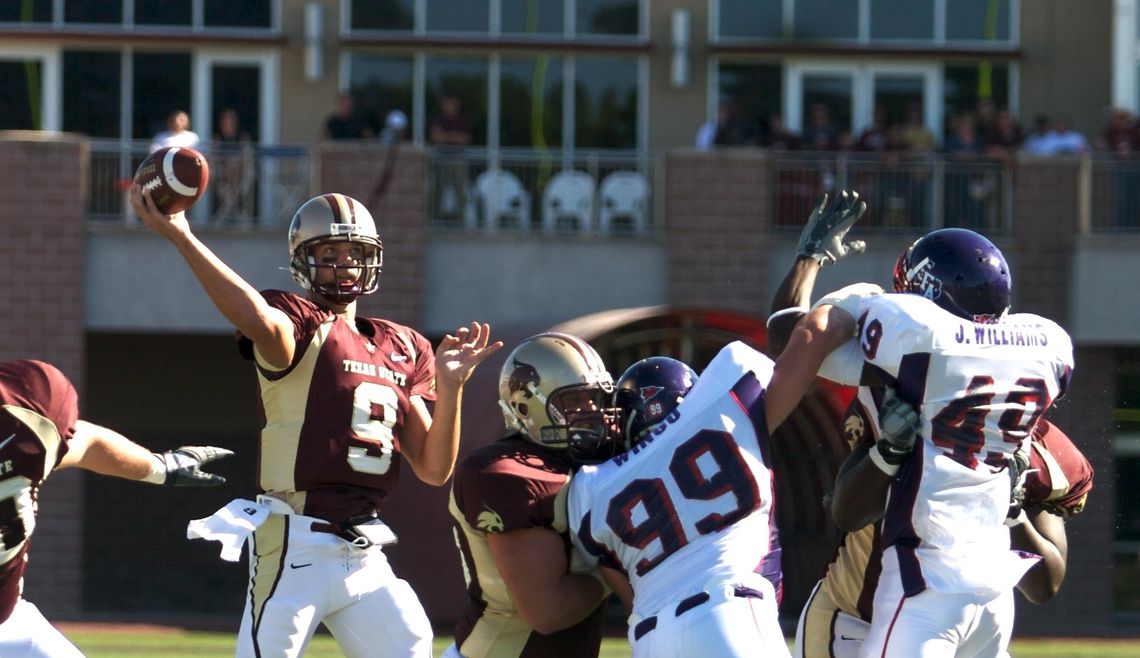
[498,333,623,464]
[893,228,1011,323]
[615,356,699,448]
[288,193,383,305]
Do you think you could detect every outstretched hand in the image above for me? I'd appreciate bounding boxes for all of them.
[434,322,504,392]
[798,190,868,266]
[129,184,191,240]
[154,446,234,486]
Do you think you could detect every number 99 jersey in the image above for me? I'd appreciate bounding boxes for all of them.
[567,342,781,621]
[817,291,1074,596]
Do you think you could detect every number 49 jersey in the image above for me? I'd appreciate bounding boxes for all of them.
[818,291,1074,596]
[567,342,781,620]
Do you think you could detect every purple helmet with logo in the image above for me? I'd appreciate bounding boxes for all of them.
[892,228,1011,323]
[615,357,699,446]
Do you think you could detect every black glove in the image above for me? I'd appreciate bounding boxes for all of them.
[153,446,233,486]
[1005,446,1036,527]
[797,190,868,266]
[875,388,920,467]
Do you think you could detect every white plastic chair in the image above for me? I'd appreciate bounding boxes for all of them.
[466,168,531,233]
[542,170,596,234]
[598,170,650,234]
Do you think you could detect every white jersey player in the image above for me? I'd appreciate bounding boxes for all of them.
[568,339,869,658]
[816,228,1074,657]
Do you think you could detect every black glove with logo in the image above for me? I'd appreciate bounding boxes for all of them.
[151,446,233,486]
[797,190,868,266]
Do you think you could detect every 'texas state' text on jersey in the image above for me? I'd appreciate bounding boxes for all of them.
[817,293,1074,597]
[449,434,604,658]
[238,290,436,524]
[567,342,781,621]
[0,361,78,623]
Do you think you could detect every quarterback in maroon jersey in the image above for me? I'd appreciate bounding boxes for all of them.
[132,188,501,658]
[0,359,229,657]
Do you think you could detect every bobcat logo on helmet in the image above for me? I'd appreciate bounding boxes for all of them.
[508,358,541,398]
[906,257,943,301]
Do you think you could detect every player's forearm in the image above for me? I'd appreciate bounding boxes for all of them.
[522,574,604,635]
[766,305,856,431]
[414,388,463,486]
[1013,509,1067,603]
[767,257,821,356]
[58,420,155,480]
[832,450,891,532]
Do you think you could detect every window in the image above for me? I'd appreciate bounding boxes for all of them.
[425,56,489,147]
[135,0,192,26]
[349,0,414,31]
[64,1,122,24]
[574,56,637,148]
[350,55,415,137]
[793,0,857,40]
[63,52,121,138]
[0,59,42,130]
[132,52,193,140]
[204,0,271,27]
[717,63,782,142]
[870,0,933,40]
[0,0,51,23]
[500,56,564,148]
[576,0,639,36]
[502,0,565,35]
[945,0,1011,42]
[943,63,1011,134]
[718,0,782,39]
[426,0,488,33]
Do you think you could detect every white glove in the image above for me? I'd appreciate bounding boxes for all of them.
[797,190,868,266]
[147,446,233,486]
[870,389,920,475]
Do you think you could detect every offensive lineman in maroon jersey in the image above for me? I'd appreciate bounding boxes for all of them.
[0,359,230,657]
[132,189,501,658]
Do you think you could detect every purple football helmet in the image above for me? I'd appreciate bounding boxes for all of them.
[893,228,1011,323]
[615,357,699,446]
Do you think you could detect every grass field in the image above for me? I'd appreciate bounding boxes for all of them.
[60,626,1140,658]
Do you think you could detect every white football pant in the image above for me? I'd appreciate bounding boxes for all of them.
[0,599,84,658]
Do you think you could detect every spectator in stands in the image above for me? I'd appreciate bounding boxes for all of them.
[1101,107,1140,228]
[760,113,800,151]
[149,109,200,153]
[695,100,754,149]
[324,93,374,140]
[975,98,999,144]
[212,108,255,224]
[985,108,1023,163]
[1047,114,1091,154]
[429,94,474,220]
[803,103,840,151]
[901,101,936,153]
[944,112,994,229]
[1022,115,1053,155]
[855,106,891,153]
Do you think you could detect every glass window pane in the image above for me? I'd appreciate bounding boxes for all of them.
[351,0,414,30]
[204,0,271,27]
[65,1,121,23]
[717,63,782,144]
[136,0,192,26]
[802,74,852,149]
[870,0,933,40]
[502,0,564,34]
[0,0,52,23]
[350,55,415,138]
[427,0,488,32]
[718,0,782,39]
[577,0,639,36]
[425,57,489,147]
[945,0,1010,41]
[873,74,924,127]
[0,60,42,130]
[943,63,1010,138]
[574,56,638,149]
[794,0,857,40]
[132,52,193,140]
[500,56,563,148]
[63,51,121,138]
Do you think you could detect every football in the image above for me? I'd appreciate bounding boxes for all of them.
[134,146,210,214]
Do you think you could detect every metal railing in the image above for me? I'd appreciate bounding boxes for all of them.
[770,152,1014,234]
[1090,156,1140,232]
[88,140,312,229]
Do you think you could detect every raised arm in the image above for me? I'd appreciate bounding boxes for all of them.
[765,305,857,433]
[130,186,296,369]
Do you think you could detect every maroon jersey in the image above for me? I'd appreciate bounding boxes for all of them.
[448,434,604,658]
[238,290,436,523]
[0,360,78,623]
[1023,420,1094,516]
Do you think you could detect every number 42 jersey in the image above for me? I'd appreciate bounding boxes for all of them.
[818,291,1074,596]
[567,342,781,621]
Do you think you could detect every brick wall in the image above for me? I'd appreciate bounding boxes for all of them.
[317,143,427,328]
[664,149,772,315]
[0,134,89,616]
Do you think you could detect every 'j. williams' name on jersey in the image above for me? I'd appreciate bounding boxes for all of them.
[954,323,1050,347]
[342,359,408,386]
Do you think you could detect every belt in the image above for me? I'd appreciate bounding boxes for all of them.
[310,513,381,546]
[633,585,766,641]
